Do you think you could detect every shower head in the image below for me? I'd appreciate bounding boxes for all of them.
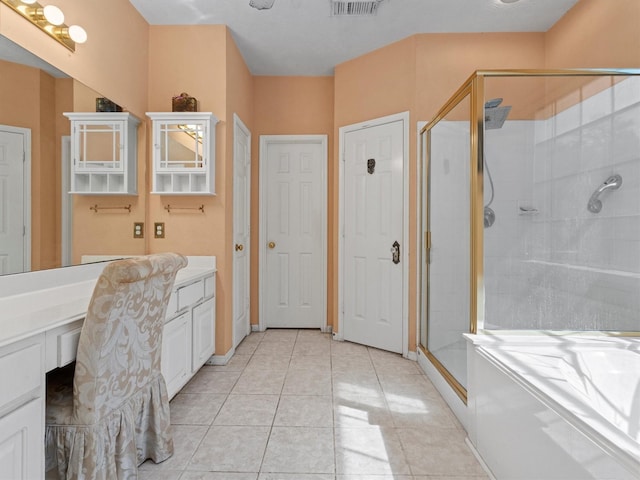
[484,105,512,130]
[484,98,503,109]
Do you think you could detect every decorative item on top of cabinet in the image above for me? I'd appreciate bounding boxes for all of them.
[147,112,219,195]
[64,112,140,195]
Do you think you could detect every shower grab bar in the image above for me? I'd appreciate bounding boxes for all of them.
[587,174,622,213]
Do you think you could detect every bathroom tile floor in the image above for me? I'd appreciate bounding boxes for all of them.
[140,329,489,480]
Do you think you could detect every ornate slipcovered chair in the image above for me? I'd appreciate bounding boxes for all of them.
[45,252,187,480]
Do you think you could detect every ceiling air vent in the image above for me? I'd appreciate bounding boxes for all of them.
[331,0,383,16]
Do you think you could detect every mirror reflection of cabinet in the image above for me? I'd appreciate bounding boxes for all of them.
[147,112,219,195]
[64,113,140,195]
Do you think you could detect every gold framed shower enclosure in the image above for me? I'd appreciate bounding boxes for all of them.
[419,69,640,402]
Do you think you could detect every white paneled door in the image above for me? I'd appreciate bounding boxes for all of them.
[341,115,406,353]
[233,115,251,348]
[0,127,29,275]
[260,136,327,329]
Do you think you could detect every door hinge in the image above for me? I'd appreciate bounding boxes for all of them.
[23,225,26,236]
[425,231,431,250]
[23,151,25,163]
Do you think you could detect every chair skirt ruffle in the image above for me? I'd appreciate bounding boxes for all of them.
[45,374,173,480]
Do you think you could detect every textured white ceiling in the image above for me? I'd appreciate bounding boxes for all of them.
[128,0,580,76]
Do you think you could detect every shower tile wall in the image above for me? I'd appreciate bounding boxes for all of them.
[485,76,640,332]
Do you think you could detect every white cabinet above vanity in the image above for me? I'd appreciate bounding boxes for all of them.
[64,112,139,195]
[147,112,218,195]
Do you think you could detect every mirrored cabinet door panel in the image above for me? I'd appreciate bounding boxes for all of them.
[64,113,139,195]
[147,112,218,195]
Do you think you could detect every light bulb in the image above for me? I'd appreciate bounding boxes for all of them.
[68,25,87,44]
[43,5,64,26]
[21,0,38,4]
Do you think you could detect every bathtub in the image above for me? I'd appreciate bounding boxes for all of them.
[465,335,640,480]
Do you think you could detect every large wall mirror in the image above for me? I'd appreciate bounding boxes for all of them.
[0,35,138,275]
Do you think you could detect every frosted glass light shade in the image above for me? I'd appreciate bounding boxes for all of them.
[20,0,37,4]
[68,25,87,43]
[43,4,64,25]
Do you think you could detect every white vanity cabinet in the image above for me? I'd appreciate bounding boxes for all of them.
[161,272,216,399]
[0,335,45,480]
[64,112,139,195]
[147,112,218,195]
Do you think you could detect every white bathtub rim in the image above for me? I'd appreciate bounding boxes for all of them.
[474,341,640,477]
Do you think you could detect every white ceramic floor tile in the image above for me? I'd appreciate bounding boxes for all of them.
[254,341,295,356]
[138,471,182,480]
[261,427,335,474]
[289,354,332,371]
[259,474,334,480]
[232,369,287,395]
[181,473,259,480]
[283,369,332,395]
[169,393,227,425]
[334,396,394,428]
[292,340,331,356]
[214,394,279,425]
[397,428,487,477]
[274,395,333,427]
[160,329,485,479]
[246,354,292,371]
[189,425,270,472]
[331,341,370,357]
[331,355,375,373]
[139,425,208,471]
[335,426,410,475]
[181,370,241,394]
[336,475,414,480]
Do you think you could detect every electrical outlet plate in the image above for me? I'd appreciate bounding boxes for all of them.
[154,222,165,238]
[133,222,144,239]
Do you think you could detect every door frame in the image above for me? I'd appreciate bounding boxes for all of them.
[232,113,251,347]
[258,134,328,332]
[0,125,31,273]
[61,135,73,267]
[337,111,410,357]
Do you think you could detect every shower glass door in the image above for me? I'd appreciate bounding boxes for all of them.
[423,91,471,393]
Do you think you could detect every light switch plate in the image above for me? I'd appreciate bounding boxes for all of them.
[133,222,144,239]
[154,222,165,239]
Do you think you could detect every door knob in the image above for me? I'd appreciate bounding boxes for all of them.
[235,244,244,252]
[268,241,276,249]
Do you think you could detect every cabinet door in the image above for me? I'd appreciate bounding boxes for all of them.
[161,312,191,399]
[0,399,43,480]
[192,298,215,372]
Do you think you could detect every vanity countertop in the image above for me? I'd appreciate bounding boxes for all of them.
[0,256,216,349]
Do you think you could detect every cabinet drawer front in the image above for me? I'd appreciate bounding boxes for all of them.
[204,275,215,298]
[177,281,203,311]
[58,327,82,368]
[0,344,42,409]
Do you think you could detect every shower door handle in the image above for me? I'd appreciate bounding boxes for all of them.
[391,241,400,264]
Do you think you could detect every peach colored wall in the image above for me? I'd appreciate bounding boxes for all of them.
[1,0,150,271]
[147,25,252,356]
[252,76,335,327]
[0,60,62,271]
[545,0,640,69]
[0,0,149,117]
[334,33,545,351]
[70,77,147,264]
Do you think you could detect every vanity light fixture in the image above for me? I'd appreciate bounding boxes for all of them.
[0,0,87,51]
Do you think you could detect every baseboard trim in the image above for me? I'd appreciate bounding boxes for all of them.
[205,347,235,366]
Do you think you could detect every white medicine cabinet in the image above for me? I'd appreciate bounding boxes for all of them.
[147,112,219,195]
[64,112,139,195]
